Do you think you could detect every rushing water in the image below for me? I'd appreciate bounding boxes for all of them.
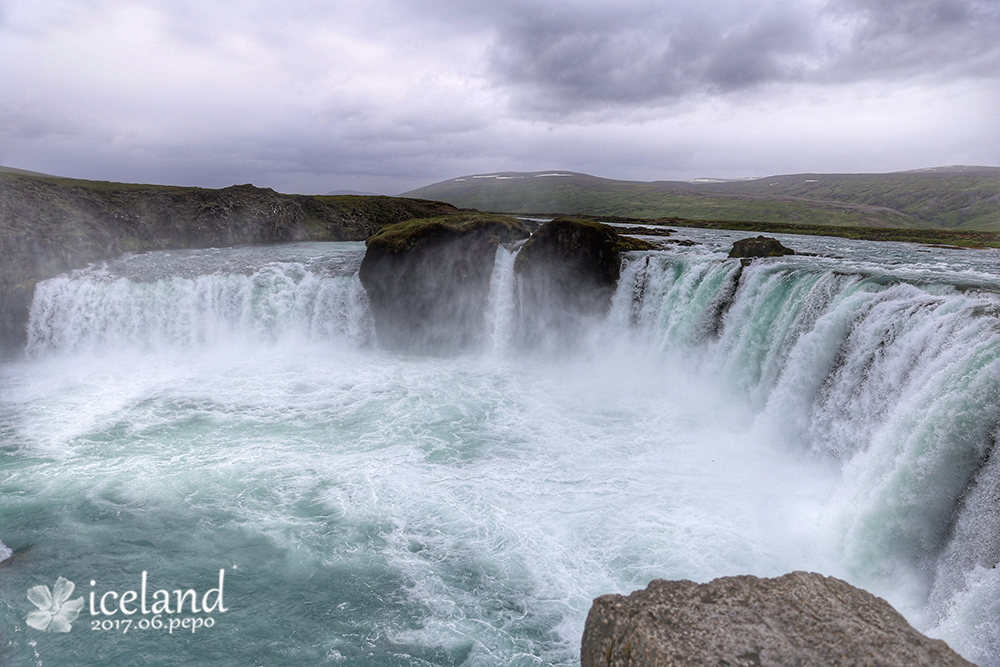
[3,231,1000,666]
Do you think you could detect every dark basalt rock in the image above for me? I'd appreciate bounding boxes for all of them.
[582,572,975,667]
[729,235,796,259]
[515,217,654,284]
[513,217,653,344]
[358,213,530,352]
[612,225,675,237]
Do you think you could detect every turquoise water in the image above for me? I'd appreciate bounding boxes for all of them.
[3,235,1000,665]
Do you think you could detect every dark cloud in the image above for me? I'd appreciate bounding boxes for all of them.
[490,3,701,105]
[701,9,815,90]
[488,0,1000,111]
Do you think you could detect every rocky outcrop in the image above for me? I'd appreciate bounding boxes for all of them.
[0,172,458,355]
[358,212,530,352]
[728,235,796,258]
[582,572,974,667]
[513,217,653,344]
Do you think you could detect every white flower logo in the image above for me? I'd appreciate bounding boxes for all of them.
[26,577,85,633]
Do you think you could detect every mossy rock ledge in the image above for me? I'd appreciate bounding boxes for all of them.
[582,572,975,667]
[358,213,531,352]
[513,217,654,342]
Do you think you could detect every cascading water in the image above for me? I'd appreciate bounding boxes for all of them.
[2,232,999,666]
[25,244,374,355]
[484,243,521,355]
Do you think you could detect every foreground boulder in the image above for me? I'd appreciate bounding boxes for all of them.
[358,212,530,352]
[728,235,796,258]
[513,217,653,343]
[582,572,974,667]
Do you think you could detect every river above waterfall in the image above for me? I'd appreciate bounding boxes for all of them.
[3,230,999,666]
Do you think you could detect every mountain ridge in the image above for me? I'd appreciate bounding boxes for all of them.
[404,167,1000,230]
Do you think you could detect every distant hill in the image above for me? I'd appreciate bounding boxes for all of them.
[404,168,1000,230]
[0,165,60,178]
[327,190,383,196]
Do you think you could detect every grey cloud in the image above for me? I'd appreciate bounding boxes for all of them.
[826,0,1000,79]
[488,0,1000,112]
[702,9,815,90]
[1,0,995,194]
[0,104,97,142]
[490,4,696,104]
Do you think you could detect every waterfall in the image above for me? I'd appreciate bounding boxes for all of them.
[25,263,374,356]
[613,250,1000,658]
[484,244,520,355]
[12,238,1000,664]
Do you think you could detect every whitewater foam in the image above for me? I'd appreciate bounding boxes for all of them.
[3,236,1000,665]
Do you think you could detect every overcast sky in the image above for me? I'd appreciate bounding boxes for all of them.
[1,0,998,195]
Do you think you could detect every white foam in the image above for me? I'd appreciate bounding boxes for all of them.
[8,236,1000,665]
